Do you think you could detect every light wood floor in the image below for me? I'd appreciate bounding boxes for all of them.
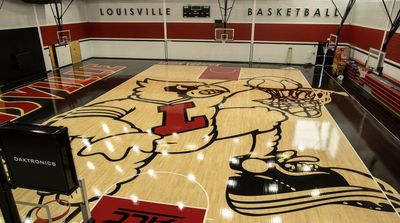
[9,65,400,222]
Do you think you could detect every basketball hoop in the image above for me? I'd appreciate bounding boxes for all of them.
[216,0,236,43]
[324,40,331,54]
[325,34,338,53]
[215,28,234,43]
[324,34,337,54]
[34,199,71,223]
[221,34,228,43]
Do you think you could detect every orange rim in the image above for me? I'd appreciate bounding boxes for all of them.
[34,199,70,223]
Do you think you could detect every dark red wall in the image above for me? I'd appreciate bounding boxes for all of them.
[88,22,164,39]
[40,23,90,46]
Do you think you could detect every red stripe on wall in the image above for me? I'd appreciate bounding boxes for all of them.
[39,22,400,64]
[87,22,164,39]
[167,23,214,40]
[40,22,164,46]
[254,24,341,42]
[167,23,252,40]
[346,25,383,52]
[40,22,342,43]
[386,32,400,64]
[40,23,90,46]
[345,25,400,63]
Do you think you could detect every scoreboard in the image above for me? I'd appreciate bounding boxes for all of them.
[183,5,210,18]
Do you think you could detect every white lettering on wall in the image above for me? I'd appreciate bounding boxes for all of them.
[99,7,171,17]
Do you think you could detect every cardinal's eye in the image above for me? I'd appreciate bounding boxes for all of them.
[176,85,188,91]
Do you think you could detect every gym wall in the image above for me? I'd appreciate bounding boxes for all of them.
[0,1,46,90]
[36,0,91,69]
[0,0,36,29]
[347,0,400,81]
[42,0,344,64]
[5,0,399,81]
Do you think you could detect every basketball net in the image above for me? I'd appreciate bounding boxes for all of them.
[221,34,228,44]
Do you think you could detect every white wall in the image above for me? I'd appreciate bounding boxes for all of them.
[42,40,92,71]
[0,0,88,70]
[0,0,36,30]
[2,0,399,80]
[43,48,53,71]
[57,40,93,67]
[91,40,165,59]
[253,44,317,64]
[83,0,339,64]
[88,41,317,65]
[80,0,400,80]
[168,41,250,62]
[0,0,88,31]
[36,0,88,26]
[50,41,92,71]
[34,0,89,70]
[348,0,400,80]
[0,0,51,74]
[87,0,164,22]
[349,0,400,32]
[80,40,93,60]
[382,60,400,80]
[56,45,72,67]
[0,0,355,67]
[252,0,345,24]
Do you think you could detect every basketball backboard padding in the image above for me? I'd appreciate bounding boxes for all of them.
[214,19,224,28]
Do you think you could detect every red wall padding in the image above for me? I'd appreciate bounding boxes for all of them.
[167,23,252,40]
[87,22,165,39]
[386,32,400,63]
[40,23,90,46]
[255,24,339,42]
[39,22,400,64]
[345,25,383,52]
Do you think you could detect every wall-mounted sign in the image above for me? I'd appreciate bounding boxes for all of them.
[248,7,340,17]
[93,2,341,23]
[100,7,171,16]
[183,5,210,18]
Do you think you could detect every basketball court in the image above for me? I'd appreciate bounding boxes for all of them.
[0,0,399,222]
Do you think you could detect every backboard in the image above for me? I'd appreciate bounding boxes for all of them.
[215,28,234,43]
[57,30,71,45]
[366,48,386,75]
[328,34,338,49]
